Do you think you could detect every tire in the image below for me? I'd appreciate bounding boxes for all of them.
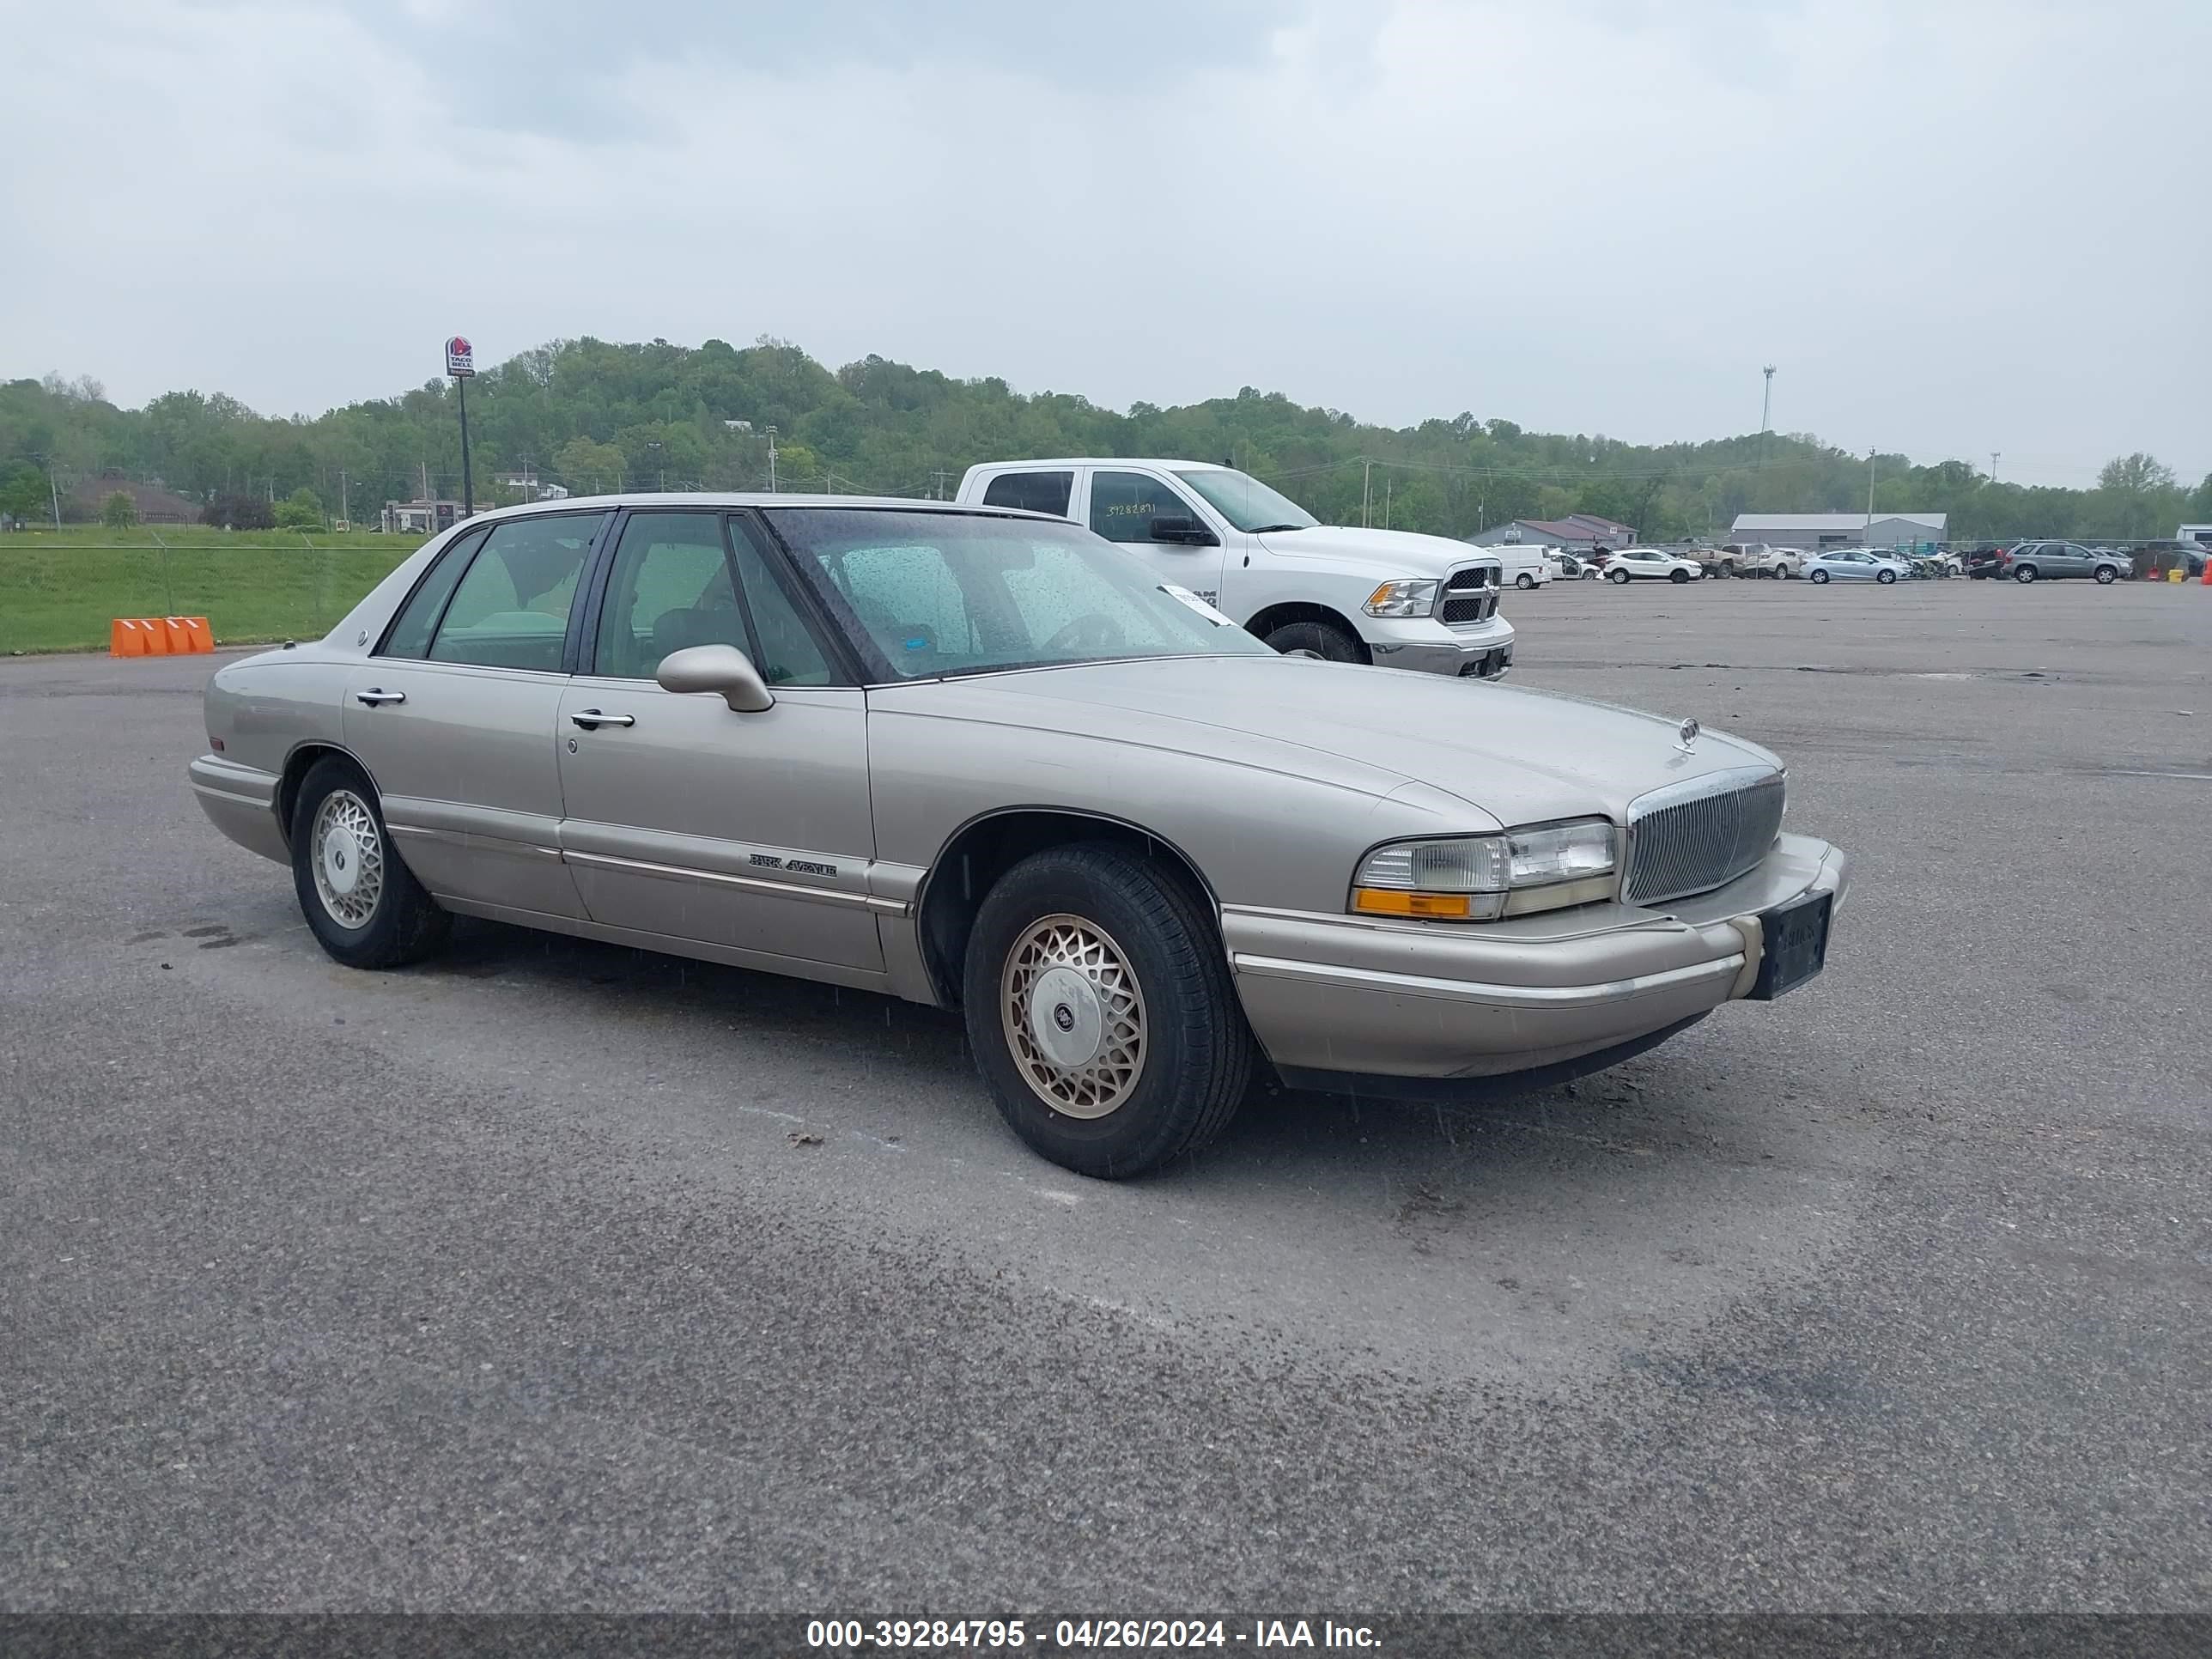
[1263,619,1363,661]
[2094,565,2118,585]
[2014,564,2038,583]
[1515,572,1534,589]
[963,842,1250,1179]
[1719,562,1735,579]
[1669,568,1692,584]
[1582,568,1600,580]
[1809,568,1830,585]
[1877,568,1897,585]
[1609,568,1632,585]
[289,755,452,969]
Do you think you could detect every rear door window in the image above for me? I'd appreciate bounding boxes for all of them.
[426,513,608,672]
[380,526,489,659]
[981,471,1074,518]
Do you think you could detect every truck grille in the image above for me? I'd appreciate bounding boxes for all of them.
[1623,769,1786,905]
[1440,592,1495,624]
[1441,565,1499,623]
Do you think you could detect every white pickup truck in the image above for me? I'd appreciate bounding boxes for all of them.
[956,458,1515,678]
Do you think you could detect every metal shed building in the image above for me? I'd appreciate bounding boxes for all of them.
[1729,513,1947,550]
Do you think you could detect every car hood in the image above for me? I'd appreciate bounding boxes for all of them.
[874,654,1779,827]
[1254,523,1496,579]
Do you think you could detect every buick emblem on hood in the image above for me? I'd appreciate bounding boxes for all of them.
[1676,717,1701,753]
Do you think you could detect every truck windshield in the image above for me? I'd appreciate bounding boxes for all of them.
[1172,469,1318,534]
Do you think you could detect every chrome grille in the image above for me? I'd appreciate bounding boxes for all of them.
[1623,768,1786,905]
[1439,591,1494,624]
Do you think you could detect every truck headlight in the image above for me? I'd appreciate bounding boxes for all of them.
[1350,819,1619,921]
[1363,579,1441,618]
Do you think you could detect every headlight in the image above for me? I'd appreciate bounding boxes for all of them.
[1350,819,1618,921]
[1363,579,1441,618]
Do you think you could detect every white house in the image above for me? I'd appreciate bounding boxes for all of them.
[1730,512,1947,550]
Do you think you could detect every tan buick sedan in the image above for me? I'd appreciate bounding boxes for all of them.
[191,497,1849,1177]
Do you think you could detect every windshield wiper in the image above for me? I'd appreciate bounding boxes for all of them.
[1245,522,1309,534]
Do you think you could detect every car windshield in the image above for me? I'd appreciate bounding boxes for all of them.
[764,507,1275,682]
[1170,468,1318,533]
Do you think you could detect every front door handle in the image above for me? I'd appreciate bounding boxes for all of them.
[570,709,635,730]
[355,688,405,706]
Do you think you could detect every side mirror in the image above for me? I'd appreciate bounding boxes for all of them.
[656,643,775,713]
[1149,515,1218,547]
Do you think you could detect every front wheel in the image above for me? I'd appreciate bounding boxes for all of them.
[1669,568,1692,584]
[289,756,451,969]
[1809,568,1830,585]
[963,843,1250,1179]
[1264,619,1363,661]
[1609,568,1632,585]
[1877,568,1897,585]
[2094,565,2118,585]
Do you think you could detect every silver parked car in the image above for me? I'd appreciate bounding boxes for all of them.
[190,498,1850,1177]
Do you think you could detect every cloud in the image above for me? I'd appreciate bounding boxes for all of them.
[3,0,2205,484]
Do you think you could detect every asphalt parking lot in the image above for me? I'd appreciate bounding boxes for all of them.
[3,577,2209,1613]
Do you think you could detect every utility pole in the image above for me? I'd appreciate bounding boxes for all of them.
[1383,475,1393,530]
[457,374,473,517]
[1361,459,1372,528]
[931,469,951,501]
[1990,452,2000,485]
[1759,365,1776,469]
[339,469,349,527]
[46,459,61,529]
[1865,447,1878,526]
[767,426,778,494]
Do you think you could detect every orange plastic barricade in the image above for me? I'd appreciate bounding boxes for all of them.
[108,618,157,656]
[2201,562,2211,586]
[162,617,214,653]
[107,617,210,657]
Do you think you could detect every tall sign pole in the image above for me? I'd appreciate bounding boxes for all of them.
[446,335,476,516]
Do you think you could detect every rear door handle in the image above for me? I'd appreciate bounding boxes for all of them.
[355,689,405,706]
[570,709,635,729]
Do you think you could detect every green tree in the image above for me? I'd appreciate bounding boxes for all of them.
[554,435,627,494]
[2094,453,2178,538]
[100,489,138,530]
[272,487,323,530]
[0,462,47,522]
[2188,473,2212,523]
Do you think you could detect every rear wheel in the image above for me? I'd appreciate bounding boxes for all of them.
[1263,619,1363,661]
[289,756,451,969]
[1515,572,1534,589]
[2014,564,2038,583]
[963,843,1249,1179]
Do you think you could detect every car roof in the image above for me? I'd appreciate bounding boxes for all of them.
[969,459,1233,473]
[451,492,1061,523]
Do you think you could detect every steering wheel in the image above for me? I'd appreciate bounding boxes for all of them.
[1042,612,1127,656]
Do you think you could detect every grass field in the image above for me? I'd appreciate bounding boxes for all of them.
[0,528,428,653]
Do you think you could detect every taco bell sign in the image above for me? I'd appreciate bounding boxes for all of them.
[445,335,475,378]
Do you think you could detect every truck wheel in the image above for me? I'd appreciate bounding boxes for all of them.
[1264,619,1363,661]
[963,843,1250,1179]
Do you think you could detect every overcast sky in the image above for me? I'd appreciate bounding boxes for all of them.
[7,0,2206,486]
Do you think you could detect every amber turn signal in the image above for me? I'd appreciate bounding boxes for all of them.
[1352,888,1472,919]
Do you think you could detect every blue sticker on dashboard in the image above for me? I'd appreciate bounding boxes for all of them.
[903,637,927,650]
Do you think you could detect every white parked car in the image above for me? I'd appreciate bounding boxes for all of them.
[1726,543,1803,579]
[1604,547,1705,584]
[958,459,1516,678]
[1804,548,1912,585]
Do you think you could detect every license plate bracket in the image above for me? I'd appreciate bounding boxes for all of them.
[1750,890,1832,1000]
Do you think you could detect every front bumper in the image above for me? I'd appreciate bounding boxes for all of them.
[1364,614,1516,678]
[1225,832,1848,1094]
